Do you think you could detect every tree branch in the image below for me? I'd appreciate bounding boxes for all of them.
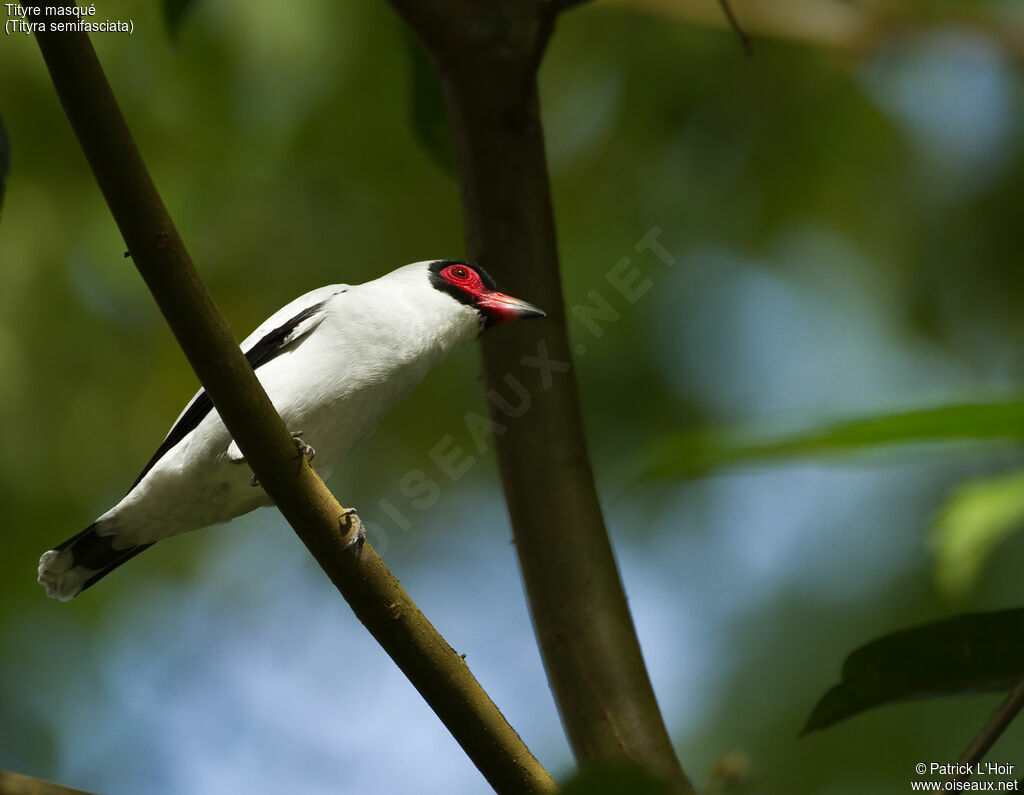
[716,0,753,54]
[387,2,692,791]
[0,771,95,795]
[28,9,553,794]
[948,674,1024,784]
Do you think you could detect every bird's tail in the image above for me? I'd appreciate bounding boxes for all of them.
[38,524,151,601]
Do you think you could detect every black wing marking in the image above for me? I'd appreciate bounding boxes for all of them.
[243,301,324,370]
[129,393,213,489]
[128,299,329,489]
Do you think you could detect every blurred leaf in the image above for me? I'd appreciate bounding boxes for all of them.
[644,401,1024,480]
[803,609,1024,735]
[163,0,197,40]
[931,469,1024,600]
[0,110,9,211]
[407,36,455,174]
[560,762,673,795]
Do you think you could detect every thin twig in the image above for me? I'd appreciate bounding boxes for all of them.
[717,0,753,55]
[548,0,594,12]
[948,674,1024,784]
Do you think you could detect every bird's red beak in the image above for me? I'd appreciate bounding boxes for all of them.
[476,292,547,325]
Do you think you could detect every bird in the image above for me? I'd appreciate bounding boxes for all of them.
[38,259,545,601]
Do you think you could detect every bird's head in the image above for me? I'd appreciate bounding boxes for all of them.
[427,260,546,328]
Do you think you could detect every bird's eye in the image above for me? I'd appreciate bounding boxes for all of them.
[442,264,476,284]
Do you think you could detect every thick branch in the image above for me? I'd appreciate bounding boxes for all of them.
[29,11,553,794]
[389,3,692,791]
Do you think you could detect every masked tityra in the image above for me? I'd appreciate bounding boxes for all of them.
[38,260,545,601]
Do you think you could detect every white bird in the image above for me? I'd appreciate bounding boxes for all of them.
[38,260,544,601]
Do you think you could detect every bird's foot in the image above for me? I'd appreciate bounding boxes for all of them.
[249,433,314,487]
[339,508,366,556]
[291,431,315,462]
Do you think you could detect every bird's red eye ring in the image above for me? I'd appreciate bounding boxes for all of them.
[442,264,476,284]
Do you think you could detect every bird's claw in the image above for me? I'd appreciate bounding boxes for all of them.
[291,431,315,462]
[249,433,314,487]
[339,508,366,555]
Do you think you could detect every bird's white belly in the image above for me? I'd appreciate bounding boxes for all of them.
[97,354,423,547]
[96,415,272,546]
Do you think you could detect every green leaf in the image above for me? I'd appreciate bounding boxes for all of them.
[406,36,455,174]
[802,609,1024,735]
[0,110,9,211]
[931,469,1024,600]
[644,401,1024,480]
[163,0,197,40]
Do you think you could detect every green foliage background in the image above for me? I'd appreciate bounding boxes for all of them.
[3,1,1024,792]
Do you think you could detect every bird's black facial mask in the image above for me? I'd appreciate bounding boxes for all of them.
[428,259,545,328]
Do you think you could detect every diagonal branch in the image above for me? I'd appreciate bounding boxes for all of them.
[0,770,95,795]
[948,674,1024,785]
[388,1,692,791]
[27,8,553,794]
[717,0,753,54]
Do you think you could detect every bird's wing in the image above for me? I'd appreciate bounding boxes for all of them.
[235,283,348,364]
[128,284,350,489]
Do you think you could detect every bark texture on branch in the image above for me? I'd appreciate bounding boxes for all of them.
[387,2,692,790]
[28,8,554,793]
